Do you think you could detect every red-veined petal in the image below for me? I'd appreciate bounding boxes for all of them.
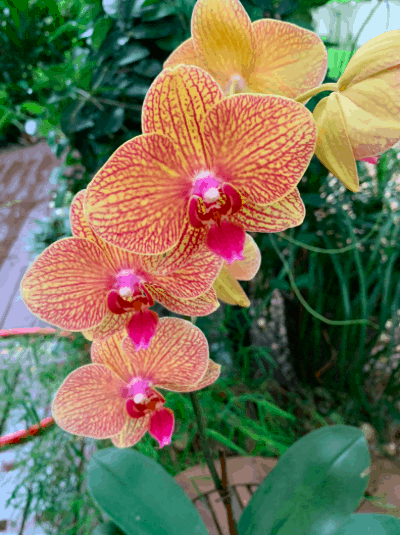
[21,238,114,331]
[203,93,316,205]
[91,330,136,383]
[142,65,222,173]
[160,359,221,392]
[87,310,131,341]
[232,188,305,232]
[51,364,126,438]
[70,189,102,247]
[85,134,191,255]
[147,285,219,316]
[249,19,327,98]
[121,317,209,388]
[111,414,150,448]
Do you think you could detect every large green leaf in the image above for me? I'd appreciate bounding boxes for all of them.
[238,425,370,535]
[92,521,126,535]
[86,448,208,535]
[334,514,400,534]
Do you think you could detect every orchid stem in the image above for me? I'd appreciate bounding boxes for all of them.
[294,82,338,104]
[185,316,238,535]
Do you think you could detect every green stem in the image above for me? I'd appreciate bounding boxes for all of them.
[294,82,338,104]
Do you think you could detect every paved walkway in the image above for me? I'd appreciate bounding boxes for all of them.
[0,143,62,332]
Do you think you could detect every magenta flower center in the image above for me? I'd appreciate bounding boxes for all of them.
[107,269,154,315]
[123,378,164,418]
[189,172,242,229]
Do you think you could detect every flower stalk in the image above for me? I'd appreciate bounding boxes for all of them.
[294,82,338,104]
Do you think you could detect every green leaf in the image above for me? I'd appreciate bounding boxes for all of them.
[86,448,208,535]
[95,107,125,135]
[92,18,113,51]
[238,425,370,535]
[117,44,150,66]
[20,101,45,115]
[131,20,177,39]
[92,521,126,535]
[333,514,400,534]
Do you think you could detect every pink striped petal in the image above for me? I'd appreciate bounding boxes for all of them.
[70,189,102,247]
[121,317,209,389]
[85,134,191,255]
[202,94,316,205]
[146,285,219,316]
[160,359,221,392]
[51,364,126,438]
[91,330,138,384]
[111,414,150,448]
[149,407,175,448]
[21,238,114,331]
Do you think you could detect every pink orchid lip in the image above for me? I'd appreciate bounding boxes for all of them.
[107,269,154,315]
[125,385,165,418]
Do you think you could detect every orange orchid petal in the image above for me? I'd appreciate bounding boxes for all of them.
[86,310,130,341]
[21,238,113,331]
[339,80,400,160]
[92,330,136,384]
[146,246,223,299]
[141,223,207,275]
[338,30,400,90]
[85,134,191,255]
[203,93,316,205]
[147,285,219,316]
[249,19,327,98]
[313,94,359,192]
[213,266,250,307]
[224,233,261,281]
[70,189,102,247]
[191,0,255,89]
[232,188,305,232]
[121,317,209,388]
[142,65,222,173]
[111,414,150,448]
[163,37,209,71]
[160,359,221,392]
[51,364,127,438]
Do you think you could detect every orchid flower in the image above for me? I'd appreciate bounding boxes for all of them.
[21,189,222,350]
[213,233,261,307]
[163,0,327,99]
[313,30,400,191]
[51,317,220,448]
[85,64,314,265]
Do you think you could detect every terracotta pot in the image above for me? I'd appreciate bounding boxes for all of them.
[175,456,277,535]
[175,454,400,534]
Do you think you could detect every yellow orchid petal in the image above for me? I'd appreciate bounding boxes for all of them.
[203,93,316,205]
[233,189,305,232]
[213,266,250,307]
[313,93,359,192]
[70,189,102,246]
[111,415,150,448]
[339,30,400,90]
[142,64,223,173]
[163,37,209,71]
[191,0,255,89]
[121,317,209,389]
[51,364,127,438]
[224,233,261,282]
[85,133,190,255]
[249,19,328,98]
[21,237,113,331]
[340,79,400,160]
[92,330,136,384]
[86,310,130,341]
[161,359,221,392]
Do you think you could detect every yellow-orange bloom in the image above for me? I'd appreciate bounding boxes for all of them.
[164,0,327,98]
[313,30,400,191]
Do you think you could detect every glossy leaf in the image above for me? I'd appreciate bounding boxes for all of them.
[86,448,208,535]
[238,425,370,535]
[333,514,400,534]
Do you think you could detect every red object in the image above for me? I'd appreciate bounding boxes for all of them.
[0,327,72,338]
[0,417,55,448]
